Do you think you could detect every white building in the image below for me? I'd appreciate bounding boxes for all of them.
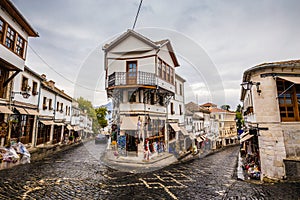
[104,29,185,158]
[0,0,38,146]
[36,75,72,146]
[9,66,41,145]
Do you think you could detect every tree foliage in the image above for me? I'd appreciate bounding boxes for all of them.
[221,104,230,111]
[76,97,99,133]
[235,104,243,131]
[95,107,108,128]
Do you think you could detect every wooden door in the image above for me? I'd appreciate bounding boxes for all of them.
[126,61,137,85]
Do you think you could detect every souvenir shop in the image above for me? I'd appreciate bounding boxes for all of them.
[240,130,261,180]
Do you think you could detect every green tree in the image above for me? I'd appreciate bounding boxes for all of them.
[95,107,108,128]
[221,104,230,111]
[76,97,99,133]
[235,104,243,131]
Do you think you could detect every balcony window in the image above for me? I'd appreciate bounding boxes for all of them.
[170,68,174,84]
[0,19,3,42]
[162,63,166,80]
[16,35,24,57]
[158,59,162,77]
[166,65,170,82]
[5,26,15,50]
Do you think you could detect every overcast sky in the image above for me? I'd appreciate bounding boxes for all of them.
[11,0,300,109]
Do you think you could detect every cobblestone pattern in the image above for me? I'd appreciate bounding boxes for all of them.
[0,141,299,199]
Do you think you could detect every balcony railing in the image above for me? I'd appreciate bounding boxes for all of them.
[108,71,156,87]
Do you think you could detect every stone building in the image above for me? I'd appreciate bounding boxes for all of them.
[240,59,300,180]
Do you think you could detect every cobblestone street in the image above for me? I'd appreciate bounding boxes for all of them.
[0,141,299,199]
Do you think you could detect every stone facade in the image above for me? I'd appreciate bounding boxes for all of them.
[241,60,300,180]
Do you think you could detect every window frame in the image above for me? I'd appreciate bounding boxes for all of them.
[276,79,299,121]
[21,76,29,91]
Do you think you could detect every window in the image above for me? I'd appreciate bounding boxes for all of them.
[0,19,4,42]
[170,68,174,84]
[276,79,300,121]
[65,105,68,114]
[43,97,47,110]
[16,35,24,57]
[162,63,166,80]
[166,65,170,82]
[21,76,29,91]
[219,114,222,119]
[128,91,136,103]
[32,81,38,95]
[175,81,177,94]
[179,84,183,96]
[68,107,71,116]
[57,102,60,111]
[49,99,53,110]
[0,68,9,98]
[179,104,182,115]
[171,102,174,115]
[158,59,162,77]
[5,26,15,50]
[60,103,63,112]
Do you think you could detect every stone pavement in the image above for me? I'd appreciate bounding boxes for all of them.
[101,149,178,173]
[0,142,299,199]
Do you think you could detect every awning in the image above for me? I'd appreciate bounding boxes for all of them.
[278,76,300,84]
[40,120,54,125]
[120,116,138,130]
[54,122,64,126]
[25,108,39,115]
[240,134,254,143]
[67,124,73,130]
[196,137,203,142]
[180,127,190,136]
[73,126,83,131]
[15,107,28,115]
[169,123,180,132]
[0,106,13,114]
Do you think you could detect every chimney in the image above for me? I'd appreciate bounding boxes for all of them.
[41,74,46,80]
[48,80,55,88]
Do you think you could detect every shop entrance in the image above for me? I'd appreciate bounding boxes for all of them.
[126,132,137,154]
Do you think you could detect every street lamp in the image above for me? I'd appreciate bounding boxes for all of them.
[241,81,261,95]
[11,91,31,99]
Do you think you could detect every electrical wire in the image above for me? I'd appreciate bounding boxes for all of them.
[132,0,143,30]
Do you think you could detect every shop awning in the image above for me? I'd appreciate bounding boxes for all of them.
[180,127,190,136]
[240,134,254,143]
[73,126,83,131]
[25,108,39,115]
[278,76,300,84]
[40,120,54,125]
[169,123,180,132]
[196,137,203,142]
[15,107,28,115]
[66,124,73,130]
[54,122,64,126]
[120,116,138,130]
[0,106,13,114]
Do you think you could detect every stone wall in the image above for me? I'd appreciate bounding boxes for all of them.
[258,124,286,180]
[282,127,300,158]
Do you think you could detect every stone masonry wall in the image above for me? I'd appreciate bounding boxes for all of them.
[258,124,287,180]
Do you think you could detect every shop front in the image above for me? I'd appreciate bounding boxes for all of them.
[36,120,53,145]
[240,132,261,180]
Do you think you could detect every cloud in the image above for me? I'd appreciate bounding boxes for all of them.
[11,0,300,109]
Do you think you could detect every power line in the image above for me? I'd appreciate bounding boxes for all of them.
[132,0,143,30]
[28,44,105,93]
